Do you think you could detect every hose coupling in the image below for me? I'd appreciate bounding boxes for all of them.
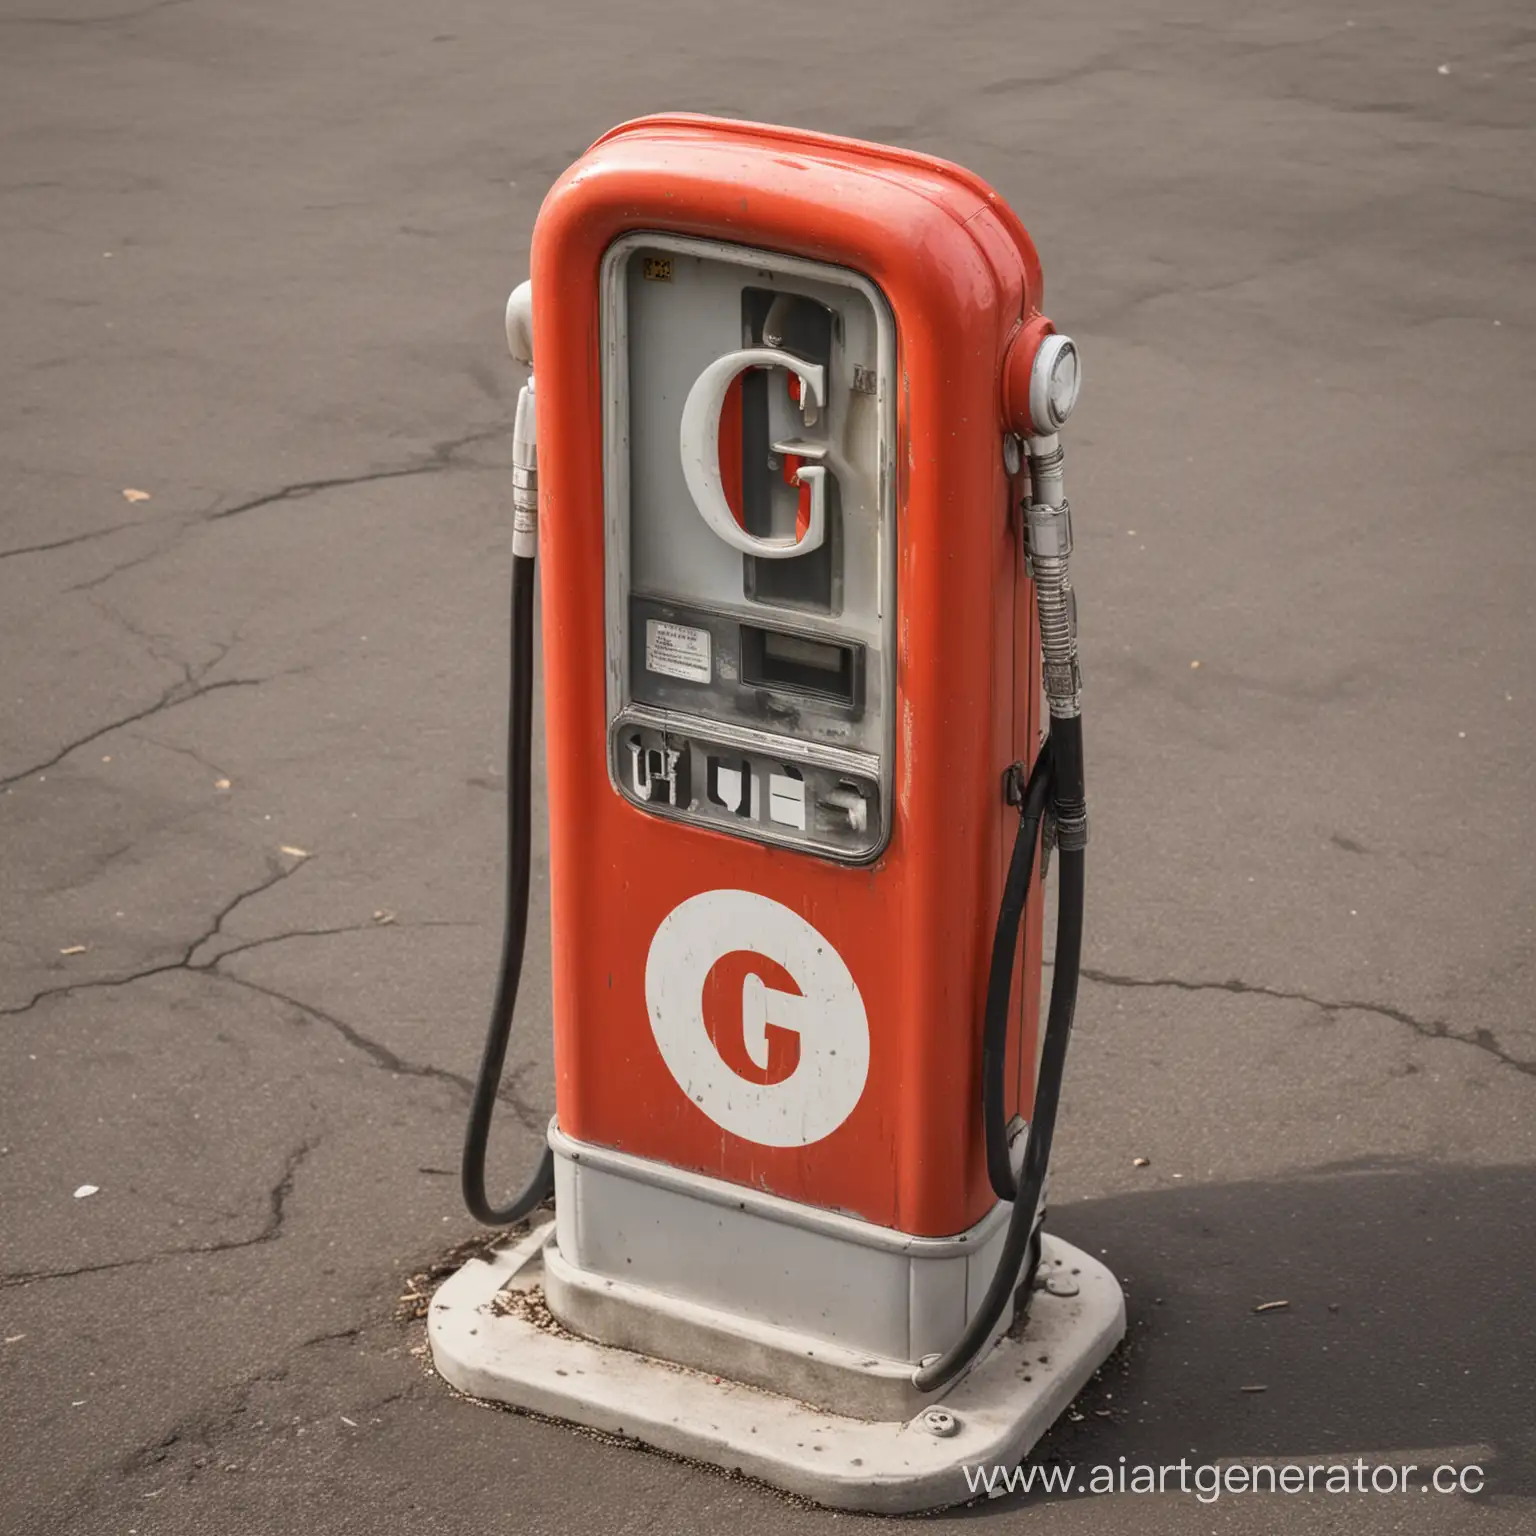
[1024,495,1072,560]
[1024,433,1065,507]
[511,377,538,559]
[1052,799,1089,852]
[1025,497,1081,720]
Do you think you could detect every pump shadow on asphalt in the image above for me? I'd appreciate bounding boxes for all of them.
[947,1161,1535,1513]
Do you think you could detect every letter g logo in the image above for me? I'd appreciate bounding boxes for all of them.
[644,890,870,1148]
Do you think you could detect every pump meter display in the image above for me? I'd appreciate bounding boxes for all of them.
[601,234,895,862]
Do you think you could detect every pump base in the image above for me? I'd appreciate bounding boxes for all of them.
[428,1222,1124,1514]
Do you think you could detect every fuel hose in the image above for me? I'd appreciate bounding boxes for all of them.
[913,438,1087,1396]
[461,382,555,1227]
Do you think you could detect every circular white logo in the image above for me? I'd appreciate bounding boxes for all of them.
[644,890,870,1148]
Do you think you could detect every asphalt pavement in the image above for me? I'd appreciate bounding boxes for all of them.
[2,2,1532,1533]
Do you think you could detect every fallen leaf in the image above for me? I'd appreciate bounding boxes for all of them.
[73,1184,99,1199]
[1254,1299,1290,1314]
[59,944,88,956]
[279,845,309,858]
[214,778,231,790]
[121,489,151,503]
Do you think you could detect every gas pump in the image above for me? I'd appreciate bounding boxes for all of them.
[435,115,1122,1512]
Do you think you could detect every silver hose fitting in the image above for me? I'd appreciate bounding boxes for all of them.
[1023,434,1080,721]
[511,377,538,559]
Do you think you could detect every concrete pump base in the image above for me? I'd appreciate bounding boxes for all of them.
[428,1221,1125,1514]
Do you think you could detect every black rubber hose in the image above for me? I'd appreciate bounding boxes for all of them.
[913,728,1086,1396]
[461,552,555,1226]
[982,739,1055,1202]
[1046,713,1087,855]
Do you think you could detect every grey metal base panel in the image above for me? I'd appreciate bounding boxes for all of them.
[428,1221,1126,1515]
[541,1234,926,1421]
[549,1121,1013,1368]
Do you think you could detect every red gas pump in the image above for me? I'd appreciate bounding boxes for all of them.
[435,115,1119,1512]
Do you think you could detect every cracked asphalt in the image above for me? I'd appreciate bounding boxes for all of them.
[2,1,1532,1533]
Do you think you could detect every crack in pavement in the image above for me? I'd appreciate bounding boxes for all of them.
[120,1317,417,1483]
[9,425,499,599]
[51,428,497,594]
[128,728,230,780]
[2,858,542,1128]
[207,426,506,522]
[210,968,544,1130]
[0,654,265,792]
[1080,967,1534,1078]
[199,917,471,967]
[0,856,309,1017]
[63,536,180,594]
[0,1139,316,1291]
[0,520,141,561]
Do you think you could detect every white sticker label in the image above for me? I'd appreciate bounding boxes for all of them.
[645,619,712,684]
[645,890,870,1148]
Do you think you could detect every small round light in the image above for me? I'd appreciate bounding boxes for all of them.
[1029,334,1081,434]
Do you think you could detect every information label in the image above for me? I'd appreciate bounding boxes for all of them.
[645,619,712,684]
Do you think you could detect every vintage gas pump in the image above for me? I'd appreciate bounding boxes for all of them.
[432,115,1122,1512]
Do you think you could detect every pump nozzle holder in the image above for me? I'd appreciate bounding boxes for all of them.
[505,281,535,367]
